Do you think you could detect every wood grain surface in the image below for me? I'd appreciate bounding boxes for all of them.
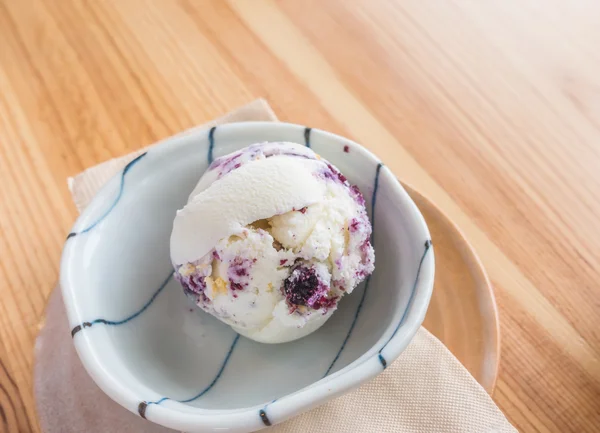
[0,1,599,432]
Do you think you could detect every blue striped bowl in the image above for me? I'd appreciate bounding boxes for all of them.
[60,122,434,432]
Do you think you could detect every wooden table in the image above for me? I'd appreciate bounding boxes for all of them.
[1,1,599,431]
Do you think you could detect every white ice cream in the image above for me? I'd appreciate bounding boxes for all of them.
[171,142,374,343]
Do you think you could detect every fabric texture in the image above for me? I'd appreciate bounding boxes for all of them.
[35,99,516,432]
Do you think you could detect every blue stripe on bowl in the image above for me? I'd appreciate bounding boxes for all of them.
[66,152,147,239]
[207,126,217,165]
[322,162,383,377]
[138,334,240,419]
[377,239,431,368]
[70,272,173,337]
[304,127,312,147]
[259,409,272,426]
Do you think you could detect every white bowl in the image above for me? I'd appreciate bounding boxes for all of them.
[60,122,434,432]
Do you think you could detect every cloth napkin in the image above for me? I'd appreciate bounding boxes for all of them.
[35,99,516,433]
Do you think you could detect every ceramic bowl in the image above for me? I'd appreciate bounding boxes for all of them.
[60,122,435,432]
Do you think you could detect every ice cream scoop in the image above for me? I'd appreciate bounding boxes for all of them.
[171,142,374,343]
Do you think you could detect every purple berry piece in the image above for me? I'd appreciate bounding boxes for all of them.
[283,265,319,306]
[283,264,337,311]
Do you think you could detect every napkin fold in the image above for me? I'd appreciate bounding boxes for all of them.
[36,99,516,433]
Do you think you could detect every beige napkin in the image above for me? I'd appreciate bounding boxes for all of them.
[37,99,516,432]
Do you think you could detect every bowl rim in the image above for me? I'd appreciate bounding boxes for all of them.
[60,121,435,432]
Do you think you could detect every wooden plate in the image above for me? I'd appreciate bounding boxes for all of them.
[404,183,500,395]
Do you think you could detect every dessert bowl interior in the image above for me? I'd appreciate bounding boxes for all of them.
[60,122,434,432]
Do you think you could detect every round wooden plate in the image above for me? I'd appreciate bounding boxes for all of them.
[403,183,500,395]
